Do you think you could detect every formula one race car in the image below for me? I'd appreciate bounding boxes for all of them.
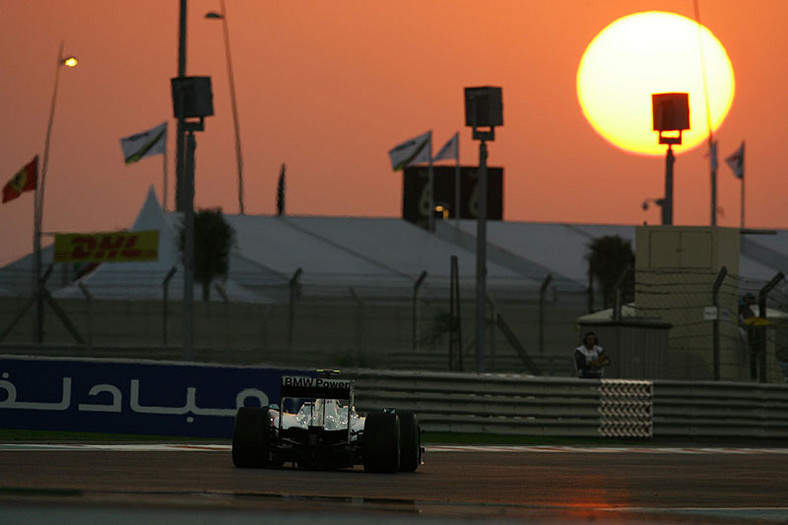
[231,371,422,473]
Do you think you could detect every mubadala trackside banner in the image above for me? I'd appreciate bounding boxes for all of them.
[0,355,314,438]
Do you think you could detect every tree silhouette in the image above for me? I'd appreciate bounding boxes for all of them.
[586,235,635,310]
[179,208,236,301]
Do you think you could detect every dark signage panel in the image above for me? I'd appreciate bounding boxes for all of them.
[0,355,314,438]
[403,166,503,227]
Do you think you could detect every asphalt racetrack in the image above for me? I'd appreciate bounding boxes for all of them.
[2,444,788,524]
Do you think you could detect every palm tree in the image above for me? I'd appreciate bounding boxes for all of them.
[179,208,236,301]
[586,235,635,310]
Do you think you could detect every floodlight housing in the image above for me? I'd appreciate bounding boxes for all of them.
[652,92,689,145]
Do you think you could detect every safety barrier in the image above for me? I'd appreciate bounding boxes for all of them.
[349,370,788,440]
[652,380,788,439]
[4,354,788,440]
[349,370,653,438]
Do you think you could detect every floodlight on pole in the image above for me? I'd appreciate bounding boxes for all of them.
[464,86,503,374]
[206,0,245,215]
[34,42,78,343]
[171,76,214,361]
[652,92,690,226]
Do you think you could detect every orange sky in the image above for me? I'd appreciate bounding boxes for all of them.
[1,0,787,266]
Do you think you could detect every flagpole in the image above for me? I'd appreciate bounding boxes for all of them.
[428,131,435,232]
[454,132,461,230]
[710,138,717,226]
[740,176,745,229]
[162,140,169,212]
[741,161,745,229]
[32,156,41,343]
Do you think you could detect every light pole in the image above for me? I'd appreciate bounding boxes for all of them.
[464,86,503,373]
[171,76,214,361]
[175,0,187,212]
[651,93,689,226]
[34,41,78,342]
[206,0,245,215]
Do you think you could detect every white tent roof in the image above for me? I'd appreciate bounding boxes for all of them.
[225,214,534,298]
[52,188,268,303]
[2,187,788,303]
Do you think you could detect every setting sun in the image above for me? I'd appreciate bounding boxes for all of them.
[577,11,735,156]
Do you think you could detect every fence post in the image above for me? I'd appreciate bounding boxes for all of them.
[539,274,552,355]
[77,281,93,352]
[413,271,427,352]
[288,268,303,353]
[350,287,366,356]
[712,266,727,381]
[162,266,177,346]
[758,272,785,382]
[486,294,497,370]
[449,257,462,371]
[614,266,633,322]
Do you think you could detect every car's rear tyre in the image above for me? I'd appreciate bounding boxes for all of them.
[363,411,400,473]
[232,407,270,468]
[397,411,421,472]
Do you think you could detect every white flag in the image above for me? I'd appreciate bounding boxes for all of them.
[433,132,458,162]
[388,131,431,171]
[121,122,167,164]
[725,141,745,179]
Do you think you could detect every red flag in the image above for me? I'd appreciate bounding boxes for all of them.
[2,157,38,204]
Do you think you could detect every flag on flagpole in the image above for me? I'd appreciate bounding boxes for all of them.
[2,156,38,204]
[276,163,286,216]
[725,141,745,179]
[120,122,167,164]
[388,131,431,171]
[433,132,459,162]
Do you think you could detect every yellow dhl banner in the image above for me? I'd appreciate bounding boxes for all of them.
[54,230,159,263]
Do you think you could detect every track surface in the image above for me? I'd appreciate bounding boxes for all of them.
[2,445,788,523]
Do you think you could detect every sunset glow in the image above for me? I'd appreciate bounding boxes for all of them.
[577,11,735,156]
[2,1,788,266]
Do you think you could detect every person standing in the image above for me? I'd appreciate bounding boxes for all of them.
[574,331,610,379]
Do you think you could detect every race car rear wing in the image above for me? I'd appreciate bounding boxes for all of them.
[281,375,354,401]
